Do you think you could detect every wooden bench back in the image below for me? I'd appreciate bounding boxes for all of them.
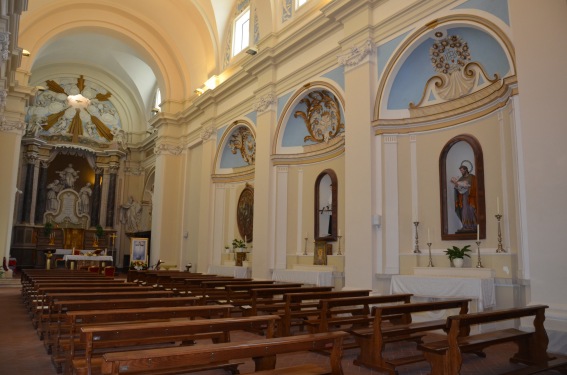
[374,298,471,325]
[285,289,371,305]
[316,294,413,332]
[101,331,348,375]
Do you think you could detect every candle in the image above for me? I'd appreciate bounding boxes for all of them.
[477,224,480,241]
[305,232,308,239]
[338,229,341,237]
[428,228,431,243]
[244,235,247,243]
[497,197,500,214]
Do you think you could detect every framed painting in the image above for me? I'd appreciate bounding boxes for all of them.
[439,134,485,241]
[130,237,148,264]
[314,241,328,265]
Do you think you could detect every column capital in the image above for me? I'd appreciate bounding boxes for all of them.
[252,93,276,113]
[338,39,375,69]
[0,118,25,135]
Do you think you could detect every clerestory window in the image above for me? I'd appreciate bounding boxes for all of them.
[232,7,250,56]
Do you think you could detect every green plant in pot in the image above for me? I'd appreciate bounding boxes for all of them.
[232,238,246,252]
[444,245,472,268]
[94,225,104,247]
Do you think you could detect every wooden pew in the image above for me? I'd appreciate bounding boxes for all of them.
[222,283,304,312]
[71,315,280,375]
[308,294,413,334]
[43,295,195,354]
[349,298,471,374]
[33,286,157,332]
[418,305,561,375]
[100,331,348,375]
[246,286,335,316]
[52,304,233,373]
[280,290,371,336]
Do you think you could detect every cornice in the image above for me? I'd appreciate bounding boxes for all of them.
[211,167,255,184]
[272,135,345,166]
[374,76,518,135]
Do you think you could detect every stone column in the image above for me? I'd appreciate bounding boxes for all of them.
[20,152,38,224]
[34,160,49,224]
[105,164,119,228]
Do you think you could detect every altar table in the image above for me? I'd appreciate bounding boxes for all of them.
[390,274,496,312]
[271,268,333,286]
[207,264,251,278]
[63,255,113,270]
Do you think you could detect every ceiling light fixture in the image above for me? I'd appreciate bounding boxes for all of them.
[22,49,30,57]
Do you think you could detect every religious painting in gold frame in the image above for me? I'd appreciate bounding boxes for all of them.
[130,237,148,263]
[237,184,254,243]
[314,241,328,265]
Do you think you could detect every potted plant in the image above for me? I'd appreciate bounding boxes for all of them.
[444,245,472,268]
[44,222,55,245]
[232,238,246,252]
[94,224,104,247]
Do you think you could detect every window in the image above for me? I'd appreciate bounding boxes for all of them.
[296,0,308,8]
[232,8,250,56]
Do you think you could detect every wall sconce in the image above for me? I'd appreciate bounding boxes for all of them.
[194,88,205,96]
[22,49,30,57]
[151,107,160,114]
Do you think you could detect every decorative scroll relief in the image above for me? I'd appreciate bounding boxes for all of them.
[252,93,276,113]
[154,143,184,156]
[0,89,7,111]
[411,33,499,109]
[229,127,256,165]
[0,32,10,61]
[200,126,214,142]
[0,119,26,135]
[338,39,374,68]
[294,90,344,144]
[124,166,143,176]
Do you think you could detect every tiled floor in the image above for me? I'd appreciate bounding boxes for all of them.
[0,276,563,375]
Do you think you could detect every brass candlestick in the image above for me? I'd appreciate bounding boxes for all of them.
[413,222,421,253]
[495,214,505,253]
[337,235,343,255]
[427,242,434,267]
[303,237,308,256]
[475,240,483,268]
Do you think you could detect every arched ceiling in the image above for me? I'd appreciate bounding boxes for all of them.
[18,0,239,134]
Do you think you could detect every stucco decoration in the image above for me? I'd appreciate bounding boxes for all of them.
[229,126,256,165]
[25,75,123,146]
[200,126,214,141]
[0,32,9,61]
[154,143,183,156]
[252,93,276,112]
[294,90,345,144]
[411,33,499,107]
[338,39,374,67]
[0,119,25,135]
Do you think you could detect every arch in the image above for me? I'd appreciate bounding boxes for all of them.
[439,134,485,241]
[273,81,345,158]
[213,119,256,178]
[373,14,516,134]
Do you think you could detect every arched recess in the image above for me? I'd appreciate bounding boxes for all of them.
[373,14,517,133]
[213,120,256,181]
[273,81,345,162]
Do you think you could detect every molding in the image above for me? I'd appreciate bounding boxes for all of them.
[0,119,25,135]
[338,39,375,68]
[154,143,185,156]
[252,93,276,113]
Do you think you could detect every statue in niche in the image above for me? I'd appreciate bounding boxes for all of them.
[120,196,142,232]
[450,160,477,232]
[78,182,92,215]
[57,163,79,189]
[46,179,63,212]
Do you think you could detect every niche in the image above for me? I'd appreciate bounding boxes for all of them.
[315,169,337,241]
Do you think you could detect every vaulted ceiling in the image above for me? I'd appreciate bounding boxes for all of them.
[18,0,241,135]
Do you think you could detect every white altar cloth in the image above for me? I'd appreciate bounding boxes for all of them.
[390,275,496,312]
[63,255,113,263]
[271,269,333,286]
[207,265,251,278]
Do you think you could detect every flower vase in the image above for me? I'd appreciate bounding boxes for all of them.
[453,258,464,268]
